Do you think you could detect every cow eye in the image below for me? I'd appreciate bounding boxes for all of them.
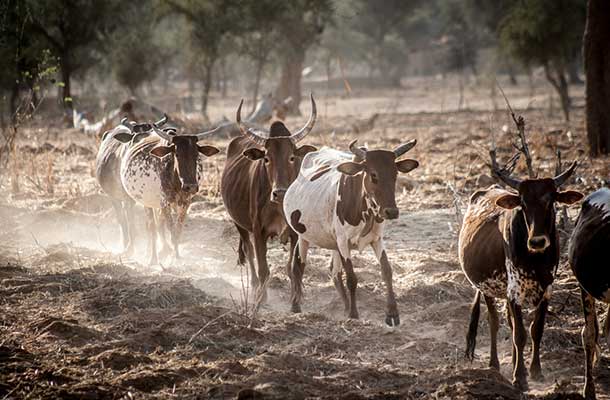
[370,172,378,183]
[289,156,295,163]
[264,157,270,164]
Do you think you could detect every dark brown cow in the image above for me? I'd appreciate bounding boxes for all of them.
[569,187,610,399]
[221,95,317,301]
[459,163,582,391]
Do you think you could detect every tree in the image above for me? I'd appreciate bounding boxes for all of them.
[499,0,585,121]
[274,0,333,115]
[584,0,610,156]
[109,5,162,96]
[164,0,241,121]
[351,0,421,85]
[237,0,282,112]
[26,1,121,117]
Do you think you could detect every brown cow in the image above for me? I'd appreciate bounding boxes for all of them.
[459,163,582,391]
[221,95,317,302]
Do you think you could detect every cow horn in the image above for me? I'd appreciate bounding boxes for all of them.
[492,167,521,190]
[394,139,417,158]
[553,161,577,187]
[152,125,174,143]
[290,94,317,143]
[194,124,224,141]
[236,99,268,146]
[349,139,367,161]
[153,114,168,128]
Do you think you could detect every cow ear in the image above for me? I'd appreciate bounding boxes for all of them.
[150,145,174,158]
[295,145,317,157]
[396,159,419,173]
[198,145,220,157]
[113,132,134,143]
[556,190,584,205]
[337,162,365,176]
[496,194,521,209]
[243,148,266,160]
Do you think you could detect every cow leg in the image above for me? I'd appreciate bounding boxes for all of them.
[581,288,599,400]
[290,238,309,313]
[465,291,481,362]
[236,225,258,290]
[507,303,516,367]
[123,200,136,256]
[509,300,528,391]
[602,304,610,347]
[111,200,129,253]
[286,229,297,278]
[158,208,173,259]
[484,295,500,370]
[529,298,548,381]
[371,240,399,326]
[330,250,349,313]
[338,242,358,319]
[252,232,269,305]
[171,203,189,259]
[145,208,158,265]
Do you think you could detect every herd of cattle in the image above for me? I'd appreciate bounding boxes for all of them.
[94,96,609,399]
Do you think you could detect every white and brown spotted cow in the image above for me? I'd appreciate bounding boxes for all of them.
[283,140,419,326]
[116,125,220,265]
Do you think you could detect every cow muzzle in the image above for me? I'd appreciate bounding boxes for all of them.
[181,182,199,194]
[271,188,287,203]
[527,235,550,252]
[382,207,399,220]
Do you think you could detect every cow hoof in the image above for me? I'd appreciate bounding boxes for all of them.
[512,378,528,392]
[489,358,500,370]
[385,315,400,327]
[529,369,544,382]
[291,304,302,313]
[583,383,596,400]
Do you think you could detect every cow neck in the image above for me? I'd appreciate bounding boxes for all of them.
[505,208,558,286]
[158,153,180,200]
[337,173,382,227]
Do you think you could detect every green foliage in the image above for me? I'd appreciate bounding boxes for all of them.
[499,0,585,67]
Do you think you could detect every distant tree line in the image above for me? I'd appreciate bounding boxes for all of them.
[2,0,608,154]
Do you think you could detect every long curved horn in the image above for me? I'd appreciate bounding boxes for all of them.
[153,114,168,128]
[394,139,417,158]
[349,139,367,161]
[236,99,268,146]
[194,124,224,141]
[152,125,174,143]
[492,167,521,190]
[290,93,317,143]
[553,161,577,187]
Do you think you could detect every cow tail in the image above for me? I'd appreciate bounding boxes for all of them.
[465,290,481,361]
[237,238,246,265]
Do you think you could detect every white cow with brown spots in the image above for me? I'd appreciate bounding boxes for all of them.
[283,140,418,326]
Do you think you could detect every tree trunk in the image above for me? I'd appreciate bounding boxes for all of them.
[544,63,570,122]
[201,59,214,122]
[251,58,264,114]
[60,61,73,115]
[584,0,610,156]
[275,49,305,115]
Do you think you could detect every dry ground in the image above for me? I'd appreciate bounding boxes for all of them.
[1,76,610,399]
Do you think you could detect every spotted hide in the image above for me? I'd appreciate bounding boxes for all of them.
[118,128,219,265]
[459,165,583,392]
[284,141,418,327]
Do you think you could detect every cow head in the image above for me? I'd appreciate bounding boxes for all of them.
[494,162,583,253]
[337,140,419,220]
[148,126,220,194]
[237,94,317,203]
